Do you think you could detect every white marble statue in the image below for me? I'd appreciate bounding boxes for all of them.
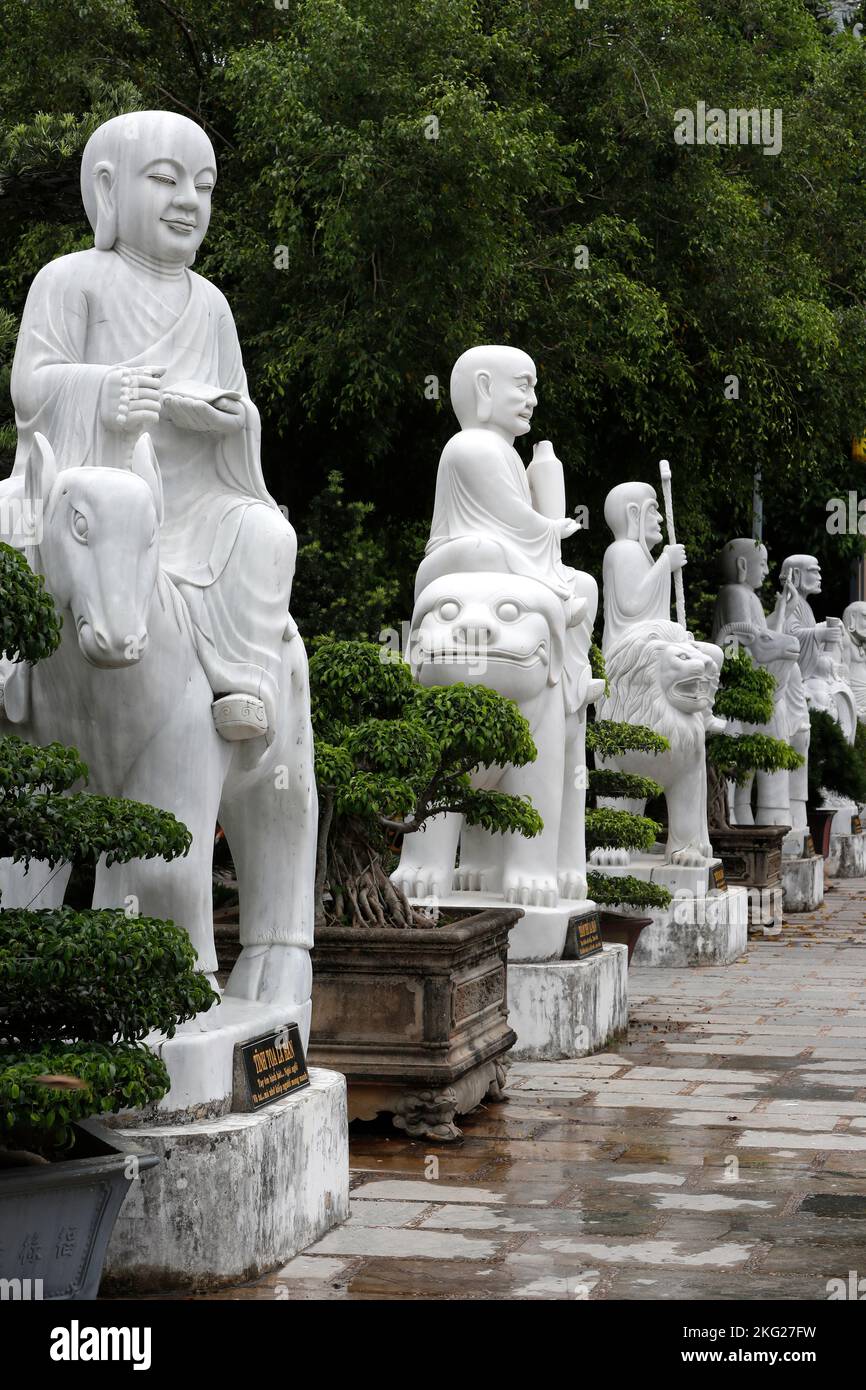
[393,346,603,908]
[0,113,317,1084]
[594,480,724,867]
[778,554,857,741]
[841,601,866,723]
[711,538,806,830]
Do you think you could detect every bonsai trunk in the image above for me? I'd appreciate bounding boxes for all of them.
[707,758,730,831]
[316,808,431,929]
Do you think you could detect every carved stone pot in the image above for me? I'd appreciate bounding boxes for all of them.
[709,824,788,933]
[307,908,520,1142]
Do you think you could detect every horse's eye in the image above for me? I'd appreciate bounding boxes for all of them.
[72,509,88,542]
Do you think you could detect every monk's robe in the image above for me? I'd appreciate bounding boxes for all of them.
[420,427,595,712]
[4,247,295,729]
[781,594,833,686]
[602,538,675,655]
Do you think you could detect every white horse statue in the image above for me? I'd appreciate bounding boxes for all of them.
[0,433,316,1043]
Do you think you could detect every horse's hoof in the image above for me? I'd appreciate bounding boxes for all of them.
[212,693,268,740]
[224,944,312,1007]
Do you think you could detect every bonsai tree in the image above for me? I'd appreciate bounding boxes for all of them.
[705,647,804,830]
[584,645,672,915]
[807,708,866,809]
[309,640,542,929]
[0,542,215,1164]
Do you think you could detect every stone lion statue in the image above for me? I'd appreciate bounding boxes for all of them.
[594,620,722,867]
[391,566,602,905]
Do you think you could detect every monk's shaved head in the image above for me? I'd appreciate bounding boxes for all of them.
[450,345,536,431]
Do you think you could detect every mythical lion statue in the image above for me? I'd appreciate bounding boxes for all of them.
[391,565,602,905]
[593,620,723,867]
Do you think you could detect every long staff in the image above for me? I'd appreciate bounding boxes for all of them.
[659,458,686,628]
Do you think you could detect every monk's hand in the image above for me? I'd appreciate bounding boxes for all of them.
[161,393,245,435]
[665,542,687,571]
[100,365,166,433]
[558,517,580,539]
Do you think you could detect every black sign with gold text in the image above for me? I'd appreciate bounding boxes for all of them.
[804,833,815,858]
[852,815,862,836]
[237,1024,310,1111]
[564,911,603,960]
[712,863,728,892]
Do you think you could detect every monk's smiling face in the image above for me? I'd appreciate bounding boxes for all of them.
[83,111,217,266]
[116,117,216,265]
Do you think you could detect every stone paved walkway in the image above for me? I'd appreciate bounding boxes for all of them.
[212,877,866,1300]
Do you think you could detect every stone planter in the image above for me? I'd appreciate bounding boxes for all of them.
[307,908,520,1141]
[0,1119,157,1300]
[710,824,787,932]
[598,910,652,966]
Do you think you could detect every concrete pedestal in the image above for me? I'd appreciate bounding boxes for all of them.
[102,1069,349,1293]
[507,944,628,1061]
[827,832,866,879]
[595,856,748,967]
[782,854,824,911]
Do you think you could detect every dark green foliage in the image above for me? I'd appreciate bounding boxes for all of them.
[589,769,665,802]
[290,471,412,644]
[588,720,669,760]
[0,543,60,661]
[587,872,672,911]
[0,909,215,1046]
[707,732,803,785]
[309,640,541,927]
[0,1043,169,1153]
[0,792,192,868]
[807,708,866,804]
[589,642,609,697]
[585,807,662,856]
[713,647,776,725]
[0,736,85,797]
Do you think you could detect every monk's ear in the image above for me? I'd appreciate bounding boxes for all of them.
[25,433,57,513]
[93,160,117,251]
[625,501,641,539]
[474,369,493,424]
[131,433,164,525]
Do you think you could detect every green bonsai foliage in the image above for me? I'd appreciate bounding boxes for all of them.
[584,649,672,914]
[706,648,803,829]
[310,640,542,929]
[807,708,866,806]
[0,552,215,1160]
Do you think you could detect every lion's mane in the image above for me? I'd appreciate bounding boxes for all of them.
[599,622,705,757]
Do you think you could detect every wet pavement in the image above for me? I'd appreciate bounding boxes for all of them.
[209,877,866,1300]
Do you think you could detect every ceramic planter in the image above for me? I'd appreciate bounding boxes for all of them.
[0,1119,158,1300]
[597,910,652,966]
[806,807,836,860]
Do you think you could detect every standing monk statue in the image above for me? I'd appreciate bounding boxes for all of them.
[2,110,294,740]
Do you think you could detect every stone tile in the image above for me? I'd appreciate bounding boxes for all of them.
[523,1234,757,1268]
[307,1225,507,1260]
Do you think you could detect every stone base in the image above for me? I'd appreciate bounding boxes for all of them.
[144,995,312,1119]
[102,1069,348,1293]
[827,832,866,879]
[782,854,824,911]
[417,890,594,962]
[630,886,748,967]
[346,1056,507,1143]
[508,944,628,1061]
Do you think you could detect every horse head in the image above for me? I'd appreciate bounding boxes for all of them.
[28,432,163,669]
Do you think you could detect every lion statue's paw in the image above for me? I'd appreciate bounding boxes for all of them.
[391,867,452,901]
[503,873,559,908]
[589,846,631,867]
[668,848,714,868]
[225,944,311,1007]
[453,866,494,892]
[559,870,588,901]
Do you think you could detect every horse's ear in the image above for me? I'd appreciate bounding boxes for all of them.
[131,433,164,525]
[25,433,57,510]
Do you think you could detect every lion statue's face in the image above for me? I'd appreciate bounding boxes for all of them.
[659,643,715,715]
[411,572,564,704]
